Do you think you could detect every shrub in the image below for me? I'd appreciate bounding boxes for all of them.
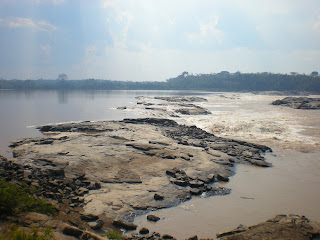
[0,225,53,240]
[104,230,123,240]
[0,179,56,217]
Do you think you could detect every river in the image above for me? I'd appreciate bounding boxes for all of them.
[1,90,319,239]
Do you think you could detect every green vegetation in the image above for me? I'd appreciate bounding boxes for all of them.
[0,179,56,217]
[0,225,53,240]
[0,71,320,92]
[104,230,123,240]
[166,71,320,92]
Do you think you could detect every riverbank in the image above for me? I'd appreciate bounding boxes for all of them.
[2,92,320,239]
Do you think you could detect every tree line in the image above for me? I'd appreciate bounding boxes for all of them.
[0,72,319,92]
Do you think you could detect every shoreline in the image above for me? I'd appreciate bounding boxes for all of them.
[1,117,274,239]
[0,92,320,238]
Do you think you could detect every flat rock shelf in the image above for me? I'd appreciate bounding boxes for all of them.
[9,118,272,223]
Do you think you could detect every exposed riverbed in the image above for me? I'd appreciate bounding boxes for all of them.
[1,90,320,239]
[129,92,320,239]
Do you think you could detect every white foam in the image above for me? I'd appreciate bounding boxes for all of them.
[129,92,320,150]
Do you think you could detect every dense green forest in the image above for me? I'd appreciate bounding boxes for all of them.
[1,71,320,92]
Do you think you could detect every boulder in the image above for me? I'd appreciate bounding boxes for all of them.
[139,227,150,234]
[62,226,83,238]
[154,193,164,201]
[147,214,160,222]
[112,220,137,230]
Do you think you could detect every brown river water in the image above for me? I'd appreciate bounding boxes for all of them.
[1,90,319,239]
[133,92,320,239]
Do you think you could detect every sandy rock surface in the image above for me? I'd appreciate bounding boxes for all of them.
[217,214,320,240]
[10,118,271,221]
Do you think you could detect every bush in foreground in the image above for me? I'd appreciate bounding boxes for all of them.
[0,225,53,240]
[0,178,56,217]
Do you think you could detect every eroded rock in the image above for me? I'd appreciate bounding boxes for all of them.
[272,97,320,109]
[216,214,320,240]
[8,118,272,221]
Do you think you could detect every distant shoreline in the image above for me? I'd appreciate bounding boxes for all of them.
[1,72,320,92]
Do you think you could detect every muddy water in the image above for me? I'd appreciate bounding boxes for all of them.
[134,93,320,239]
[134,148,320,239]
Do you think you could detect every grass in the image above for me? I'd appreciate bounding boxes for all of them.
[0,225,53,240]
[0,178,56,217]
[104,230,123,240]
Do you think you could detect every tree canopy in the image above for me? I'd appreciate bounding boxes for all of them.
[0,72,319,92]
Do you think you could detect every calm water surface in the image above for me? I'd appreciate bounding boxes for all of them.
[0,89,211,157]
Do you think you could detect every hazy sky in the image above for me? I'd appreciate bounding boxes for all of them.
[0,0,320,81]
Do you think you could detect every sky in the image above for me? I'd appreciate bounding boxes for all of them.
[0,0,320,81]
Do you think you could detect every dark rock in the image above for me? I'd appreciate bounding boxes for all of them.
[62,226,83,237]
[189,180,205,188]
[197,176,211,184]
[139,227,150,234]
[80,214,99,222]
[166,169,178,177]
[272,97,320,109]
[162,234,174,239]
[190,189,203,195]
[154,193,164,201]
[249,159,271,167]
[216,214,320,239]
[171,179,189,187]
[88,219,104,229]
[147,215,160,222]
[188,235,198,240]
[216,174,229,182]
[112,220,137,230]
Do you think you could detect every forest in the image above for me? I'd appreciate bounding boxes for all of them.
[0,72,320,92]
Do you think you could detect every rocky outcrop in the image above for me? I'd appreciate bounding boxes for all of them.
[8,118,272,222]
[123,96,212,117]
[216,214,320,240]
[153,96,207,102]
[2,212,109,240]
[272,97,320,109]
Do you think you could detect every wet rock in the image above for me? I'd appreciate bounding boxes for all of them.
[80,214,99,222]
[216,214,320,239]
[216,174,229,182]
[162,234,174,239]
[154,193,164,201]
[190,189,203,196]
[189,180,205,188]
[171,179,189,187]
[88,219,104,229]
[112,220,137,230]
[188,235,198,240]
[62,225,83,238]
[154,96,207,103]
[272,97,320,109]
[139,227,150,235]
[165,169,178,177]
[249,159,271,167]
[147,215,160,222]
[175,108,210,115]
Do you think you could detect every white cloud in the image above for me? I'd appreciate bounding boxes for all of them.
[313,15,320,32]
[187,15,223,44]
[40,44,51,55]
[109,11,134,49]
[30,0,65,4]
[168,17,176,26]
[102,0,116,8]
[0,18,57,32]
[71,41,320,81]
